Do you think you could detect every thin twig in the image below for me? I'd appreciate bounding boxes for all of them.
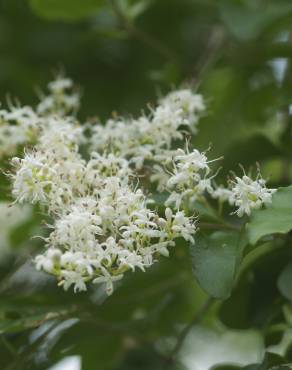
[1,335,18,357]
[109,0,178,61]
[190,26,225,85]
[197,197,241,231]
[162,297,215,370]
[199,222,239,231]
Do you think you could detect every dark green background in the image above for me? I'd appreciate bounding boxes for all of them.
[2,1,292,369]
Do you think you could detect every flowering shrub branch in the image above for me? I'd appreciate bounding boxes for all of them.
[2,76,277,297]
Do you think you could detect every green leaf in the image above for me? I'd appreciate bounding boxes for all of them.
[51,322,122,370]
[219,2,292,41]
[192,200,221,222]
[190,231,245,299]
[211,366,241,370]
[29,0,105,21]
[0,295,74,334]
[220,245,291,330]
[117,0,152,20]
[242,351,289,370]
[247,186,292,245]
[0,312,61,334]
[278,261,292,302]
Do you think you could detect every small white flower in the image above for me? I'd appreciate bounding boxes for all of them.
[89,89,205,172]
[0,106,40,158]
[212,186,234,205]
[159,89,205,133]
[231,174,276,217]
[61,270,87,293]
[172,211,196,243]
[37,76,80,116]
[12,152,54,204]
[48,77,73,93]
[93,269,123,296]
[175,148,210,174]
[165,147,216,209]
[163,207,196,243]
[35,254,54,273]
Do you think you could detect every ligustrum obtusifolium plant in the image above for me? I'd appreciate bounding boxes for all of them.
[2,75,284,301]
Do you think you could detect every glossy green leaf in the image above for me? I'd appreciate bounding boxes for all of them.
[51,322,122,370]
[242,351,290,370]
[247,186,292,245]
[117,0,152,20]
[0,312,60,334]
[190,231,245,299]
[29,0,105,21]
[211,366,242,370]
[278,261,292,302]
[219,2,292,41]
[220,245,291,330]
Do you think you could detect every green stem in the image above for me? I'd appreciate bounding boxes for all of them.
[197,197,239,230]
[1,335,18,357]
[190,26,225,84]
[109,0,178,61]
[199,222,239,231]
[162,297,215,370]
[218,200,223,217]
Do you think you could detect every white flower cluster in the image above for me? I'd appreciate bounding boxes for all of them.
[89,89,205,169]
[0,106,39,157]
[230,175,276,216]
[212,174,276,217]
[164,148,215,209]
[150,144,275,216]
[11,83,198,295]
[9,76,277,296]
[0,77,80,158]
[36,76,80,116]
[11,117,84,212]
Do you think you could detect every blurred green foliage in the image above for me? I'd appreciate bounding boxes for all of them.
[2,0,292,369]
